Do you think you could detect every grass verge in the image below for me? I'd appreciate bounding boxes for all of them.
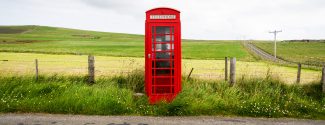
[0,71,324,119]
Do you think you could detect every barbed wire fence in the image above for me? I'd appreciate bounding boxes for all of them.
[1,56,325,91]
[0,57,141,78]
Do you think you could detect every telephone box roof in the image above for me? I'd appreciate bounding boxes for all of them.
[146,7,180,13]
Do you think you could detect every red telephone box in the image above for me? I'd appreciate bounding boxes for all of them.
[145,7,181,104]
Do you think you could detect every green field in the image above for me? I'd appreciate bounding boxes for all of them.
[0,25,251,60]
[253,41,325,65]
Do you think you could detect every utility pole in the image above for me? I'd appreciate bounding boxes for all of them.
[269,30,282,59]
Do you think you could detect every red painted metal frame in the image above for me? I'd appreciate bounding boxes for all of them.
[145,7,181,104]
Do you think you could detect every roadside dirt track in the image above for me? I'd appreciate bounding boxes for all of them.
[243,42,285,62]
[0,113,325,125]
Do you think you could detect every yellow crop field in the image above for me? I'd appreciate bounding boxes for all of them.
[0,52,321,84]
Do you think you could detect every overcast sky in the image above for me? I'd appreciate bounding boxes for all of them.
[1,0,325,40]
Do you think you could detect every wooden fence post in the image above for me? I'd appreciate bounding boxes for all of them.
[225,57,228,81]
[321,65,325,93]
[229,57,236,86]
[35,59,38,80]
[88,55,95,84]
[322,66,325,83]
[187,68,194,80]
[296,63,301,84]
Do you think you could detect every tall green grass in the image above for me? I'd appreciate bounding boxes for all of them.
[0,71,324,119]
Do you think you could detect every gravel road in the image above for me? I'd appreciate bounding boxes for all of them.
[0,113,324,125]
[243,42,285,62]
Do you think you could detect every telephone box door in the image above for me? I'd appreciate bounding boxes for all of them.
[148,24,177,102]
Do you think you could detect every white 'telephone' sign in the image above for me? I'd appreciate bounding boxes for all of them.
[150,15,176,19]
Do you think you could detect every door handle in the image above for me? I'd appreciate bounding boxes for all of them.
[148,54,151,58]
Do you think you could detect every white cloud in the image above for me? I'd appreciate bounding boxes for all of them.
[0,0,324,40]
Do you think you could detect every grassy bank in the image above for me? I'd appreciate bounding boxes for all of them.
[0,25,251,60]
[0,71,324,119]
[252,41,325,65]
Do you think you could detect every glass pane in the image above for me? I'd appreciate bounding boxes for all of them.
[165,35,171,41]
[155,60,171,68]
[155,52,171,59]
[155,44,160,51]
[152,26,154,34]
[152,35,154,51]
[156,35,170,42]
[155,44,171,51]
[156,26,170,34]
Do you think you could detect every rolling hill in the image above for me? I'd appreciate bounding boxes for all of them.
[0,25,251,60]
